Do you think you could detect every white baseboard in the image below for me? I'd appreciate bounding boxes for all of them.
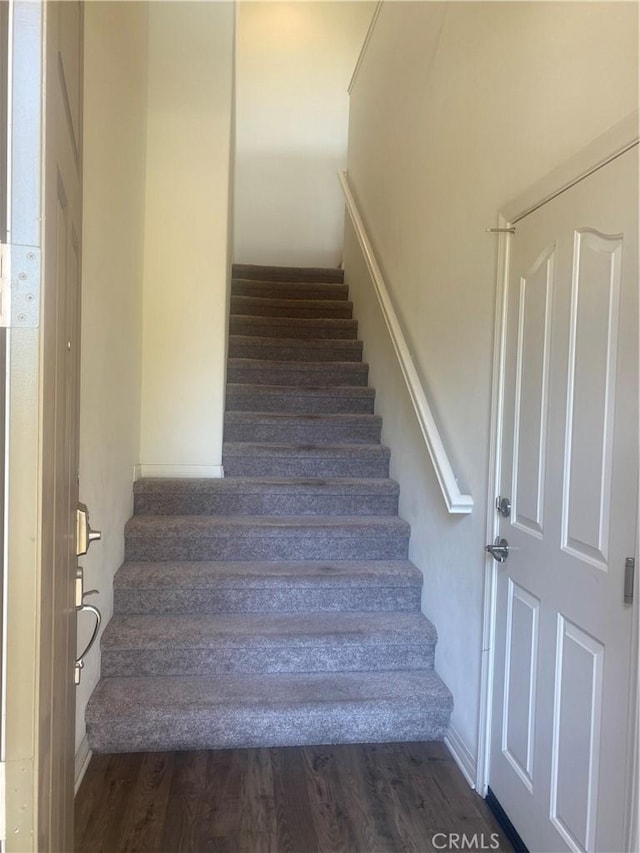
[133,464,224,480]
[445,724,477,790]
[74,734,92,795]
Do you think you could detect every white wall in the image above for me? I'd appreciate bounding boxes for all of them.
[139,1,235,476]
[234,1,374,267]
[77,0,149,751]
[345,0,639,772]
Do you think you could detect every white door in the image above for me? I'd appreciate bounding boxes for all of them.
[490,148,638,853]
[3,1,83,849]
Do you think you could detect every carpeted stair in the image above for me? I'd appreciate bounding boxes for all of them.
[86,264,453,753]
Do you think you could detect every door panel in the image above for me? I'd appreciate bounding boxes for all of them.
[550,616,604,851]
[490,148,638,853]
[562,229,622,567]
[502,580,539,792]
[37,1,83,848]
[512,243,554,537]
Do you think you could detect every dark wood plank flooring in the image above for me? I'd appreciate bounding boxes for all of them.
[75,742,512,853]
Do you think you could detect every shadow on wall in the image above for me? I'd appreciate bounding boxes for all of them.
[234,151,346,268]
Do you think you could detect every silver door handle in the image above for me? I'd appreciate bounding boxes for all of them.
[75,602,101,685]
[485,537,510,562]
[74,567,102,684]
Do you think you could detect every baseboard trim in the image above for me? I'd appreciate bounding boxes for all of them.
[133,464,224,480]
[74,734,92,795]
[445,725,477,790]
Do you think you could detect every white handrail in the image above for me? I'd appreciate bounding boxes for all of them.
[348,1,383,95]
[339,171,473,515]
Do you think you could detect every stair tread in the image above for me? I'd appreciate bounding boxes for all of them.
[222,442,389,455]
[228,336,364,362]
[87,669,452,737]
[226,382,374,396]
[223,413,383,445]
[227,358,369,371]
[134,477,399,495]
[114,559,422,590]
[90,669,450,709]
[224,411,381,423]
[232,280,349,300]
[232,315,356,326]
[229,335,362,347]
[232,264,344,283]
[102,611,437,651]
[226,360,369,388]
[230,316,358,340]
[226,385,375,415]
[87,670,452,751]
[231,295,353,311]
[126,514,410,534]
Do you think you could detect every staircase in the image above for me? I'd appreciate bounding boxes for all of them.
[86,264,453,752]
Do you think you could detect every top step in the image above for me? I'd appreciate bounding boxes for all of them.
[232,264,344,284]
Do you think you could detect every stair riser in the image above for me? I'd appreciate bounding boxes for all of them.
[229,318,357,340]
[232,281,349,301]
[88,701,450,753]
[114,586,421,615]
[232,265,344,283]
[102,643,434,678]
[231,297,353,320]
[125,530,409,562]
[134,493,398,517]
[226,388,374,415]
[228,338,363,363]
[223,420,382,444]
[226,363,369,387]
[222,455,390,478]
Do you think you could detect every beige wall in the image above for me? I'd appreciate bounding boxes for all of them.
[234,1,374,267]
[139,1,235,475]
[346,0,639,768]
[77,1,149,751]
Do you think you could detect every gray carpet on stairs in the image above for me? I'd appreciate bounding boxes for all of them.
[223,412,383,444]
[228,334,363,362]
[86,263,453,753]
[133,476,400,517]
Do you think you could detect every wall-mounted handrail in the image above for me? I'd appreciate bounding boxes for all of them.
[348,1,383,95]
[339,171,473,515]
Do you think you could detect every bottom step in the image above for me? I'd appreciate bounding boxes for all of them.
[86,670,453,753]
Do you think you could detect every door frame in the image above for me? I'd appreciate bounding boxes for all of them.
[0,0,8,838]
[477,109,640,849]
[2,0,64,847]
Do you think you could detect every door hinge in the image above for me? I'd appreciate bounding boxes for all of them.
[624,557,635,604]
[0,243,41,328]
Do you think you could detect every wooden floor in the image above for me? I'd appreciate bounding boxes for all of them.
[75,741,512,853]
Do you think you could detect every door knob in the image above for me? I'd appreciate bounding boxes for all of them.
[76,502,101,556]
[485,537,510,562]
